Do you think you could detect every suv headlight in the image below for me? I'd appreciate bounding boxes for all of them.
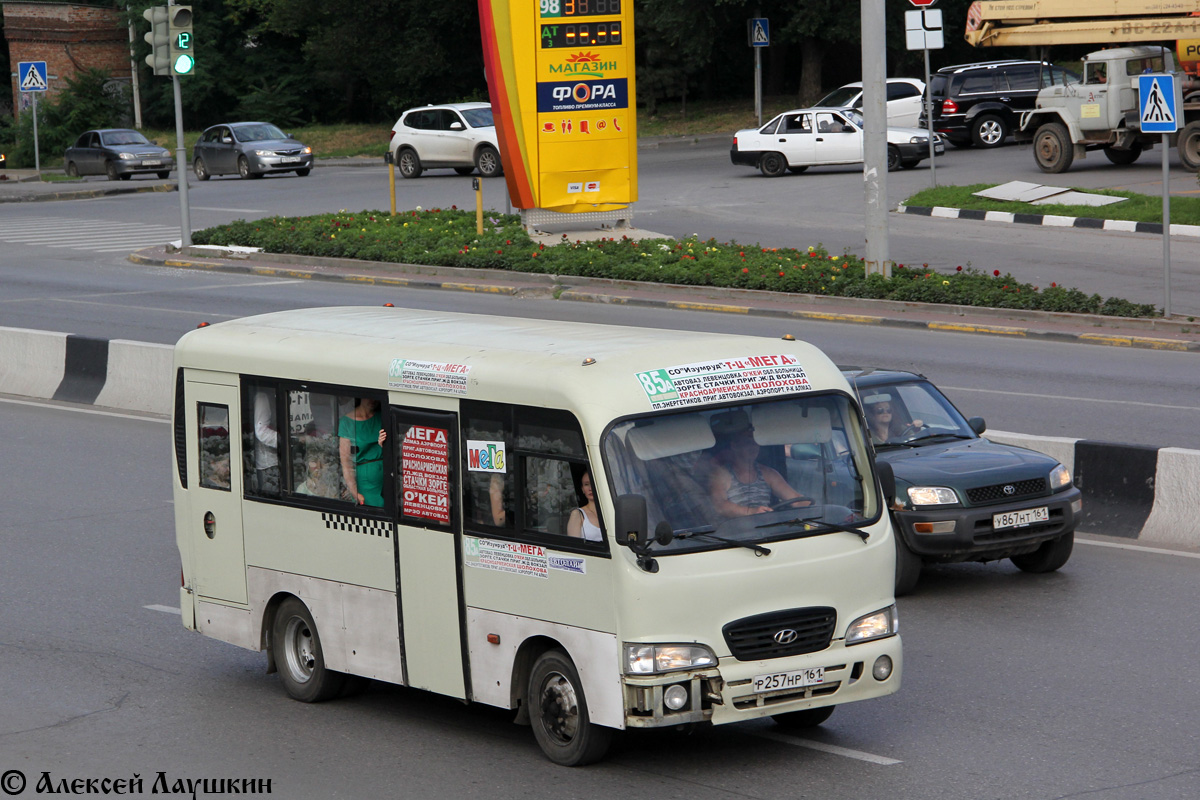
[625,643,717,675]
[846,605,898,646]
[907,486,958,506]
[1050,463,1072,490]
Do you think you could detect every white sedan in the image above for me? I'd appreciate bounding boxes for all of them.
[730,107,944,177]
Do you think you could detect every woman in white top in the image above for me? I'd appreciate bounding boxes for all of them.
[567,470,603,542]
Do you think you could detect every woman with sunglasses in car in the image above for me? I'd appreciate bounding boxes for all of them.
[864,394,924,444]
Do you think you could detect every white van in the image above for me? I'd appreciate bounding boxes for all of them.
[172,307,901,765]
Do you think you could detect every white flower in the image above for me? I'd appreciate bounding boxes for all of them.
[658,243,671,251]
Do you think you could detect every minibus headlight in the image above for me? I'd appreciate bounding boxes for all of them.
[624,643,718,675]
[1050,464,1072,490]
[845,605,898,646]
[907,486,958,506]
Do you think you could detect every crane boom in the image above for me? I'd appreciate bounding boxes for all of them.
[966,0,1200,47]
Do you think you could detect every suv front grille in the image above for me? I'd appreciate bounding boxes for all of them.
[966,478,1046,505]
[722,607,835,661]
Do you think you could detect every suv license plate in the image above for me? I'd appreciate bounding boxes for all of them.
[753,667,824,693]
[993,506,1049,530]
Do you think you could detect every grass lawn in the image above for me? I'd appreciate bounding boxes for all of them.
[903,184,1200,226]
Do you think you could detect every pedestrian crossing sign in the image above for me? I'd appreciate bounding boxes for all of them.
[748,18,769,47]
[1138,73,1179,134]
[17,61,48,92]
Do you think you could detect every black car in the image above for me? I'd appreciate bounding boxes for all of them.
[63,129,174,181]
[920,60,1079,149]
[845,369,1082,595]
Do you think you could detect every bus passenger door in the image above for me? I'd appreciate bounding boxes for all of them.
[185,379,247,605]
[392,407,467,699]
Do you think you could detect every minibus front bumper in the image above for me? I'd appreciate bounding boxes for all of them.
[622,635,902,728]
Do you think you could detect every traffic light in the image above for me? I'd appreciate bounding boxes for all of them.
[168,6,195,76]
[143,6,170,76]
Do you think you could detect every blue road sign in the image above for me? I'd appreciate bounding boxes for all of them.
[17,61,48,92]
[749,18,769,47]
[1139,73,1178,134]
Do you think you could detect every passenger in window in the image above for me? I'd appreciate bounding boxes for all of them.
[253,389,280,495]
[708,410,808,518]
[339,397,387,507]
[207,453,231,489]
[567,469,603,542]
[296,453,336,498]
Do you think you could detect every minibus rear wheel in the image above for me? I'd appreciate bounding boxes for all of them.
[272,597,345,703]
[528,649,612,766]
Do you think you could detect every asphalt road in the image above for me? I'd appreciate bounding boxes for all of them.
[1,141,1199,453]
[1,398,1198,799]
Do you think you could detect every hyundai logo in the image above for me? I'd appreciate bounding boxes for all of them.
[773,629,799,645]
[1003,484,1016,495]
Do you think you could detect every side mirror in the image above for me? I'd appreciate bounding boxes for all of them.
[287,133,294,139]
[614,494,648,549]
[450,121,465,131]
[875,460,896,507]
[968,417,987,435]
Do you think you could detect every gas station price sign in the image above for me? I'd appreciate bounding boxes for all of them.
[479,0,637,213]
[541,21,622,48]
[539,0,620,17]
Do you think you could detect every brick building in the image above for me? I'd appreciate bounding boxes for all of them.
[3,1,131,115]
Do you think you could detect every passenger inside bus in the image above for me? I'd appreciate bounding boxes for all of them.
[708,410,809,518]
[295,453,338,498]
[338,397,387,507]
[252,389,280,496]
[566,468,603,541]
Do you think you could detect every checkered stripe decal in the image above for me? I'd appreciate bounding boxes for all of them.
[321,512,392,538]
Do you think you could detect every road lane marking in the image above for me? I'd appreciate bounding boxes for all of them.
[144,604,182,615]
[943,385,1200,413]
[751,730,902,765]
[1078,538,1200,559]
[191,207,267,213]
[0,396,168,422]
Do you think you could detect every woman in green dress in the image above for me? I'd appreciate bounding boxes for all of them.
[339,397,387,506]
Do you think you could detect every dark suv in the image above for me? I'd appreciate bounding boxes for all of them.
[845,368,1082,595]
[921,59,1080,148]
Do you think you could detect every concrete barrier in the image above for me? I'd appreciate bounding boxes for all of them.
[0,326,1194,548]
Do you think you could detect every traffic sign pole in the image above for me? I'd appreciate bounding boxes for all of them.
[1162,132,1170,317]
[1139,73,1179,318]
[32,92,40,176]
[925,47,935,187]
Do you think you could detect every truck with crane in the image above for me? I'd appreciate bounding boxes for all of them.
[964,0,1200,172]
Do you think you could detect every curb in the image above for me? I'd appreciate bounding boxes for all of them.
[4,325,1196,549]
[897,204,1200,238]
[130,247,1200,354]
[0,181,176,204]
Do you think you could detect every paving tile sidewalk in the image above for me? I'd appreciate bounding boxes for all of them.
[129,244,1200,353]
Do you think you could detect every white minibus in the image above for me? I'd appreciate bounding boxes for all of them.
[172,307,901,765]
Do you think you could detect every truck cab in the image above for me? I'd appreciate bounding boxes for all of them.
[1020,45,1200,172]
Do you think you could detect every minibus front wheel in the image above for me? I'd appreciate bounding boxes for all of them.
[528,649,612,766]
[271,597,346,703]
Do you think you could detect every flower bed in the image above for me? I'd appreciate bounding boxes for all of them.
[192,207,1158,318]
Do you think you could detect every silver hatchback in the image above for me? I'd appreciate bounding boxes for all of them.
[192,122,313,180]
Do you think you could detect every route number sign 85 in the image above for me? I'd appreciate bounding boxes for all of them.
[636,369,677,397]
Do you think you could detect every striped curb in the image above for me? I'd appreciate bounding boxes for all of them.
[131,250,1200,354]
[0,182,176,204]
[2,325,1197,548]
[897,204,1200,238]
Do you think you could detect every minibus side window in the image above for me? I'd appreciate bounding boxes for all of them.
[197,403,231,491]
[462,409,514,529]
[244,382,281,498]
[394,408,457,532]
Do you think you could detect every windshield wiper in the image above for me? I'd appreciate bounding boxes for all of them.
[903,432,975,446]
[755,516,869,542]
[672,527,772,557]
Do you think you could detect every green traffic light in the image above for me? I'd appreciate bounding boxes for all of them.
[173,53,195,75]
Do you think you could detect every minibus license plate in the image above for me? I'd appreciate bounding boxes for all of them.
[753,667,824,693]
[993,506,1048,530]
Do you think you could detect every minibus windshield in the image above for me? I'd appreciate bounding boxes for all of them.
[603,395,879,554]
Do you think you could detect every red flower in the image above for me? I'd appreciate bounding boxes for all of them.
[956,266,962,272]
[993,270,1001,277]
[742,268,749,273]
[496,249,503,254]
[1051,282,1057,288]
[778,271,784,277]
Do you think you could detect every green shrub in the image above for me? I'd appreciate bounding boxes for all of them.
[191,208,1160,318]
